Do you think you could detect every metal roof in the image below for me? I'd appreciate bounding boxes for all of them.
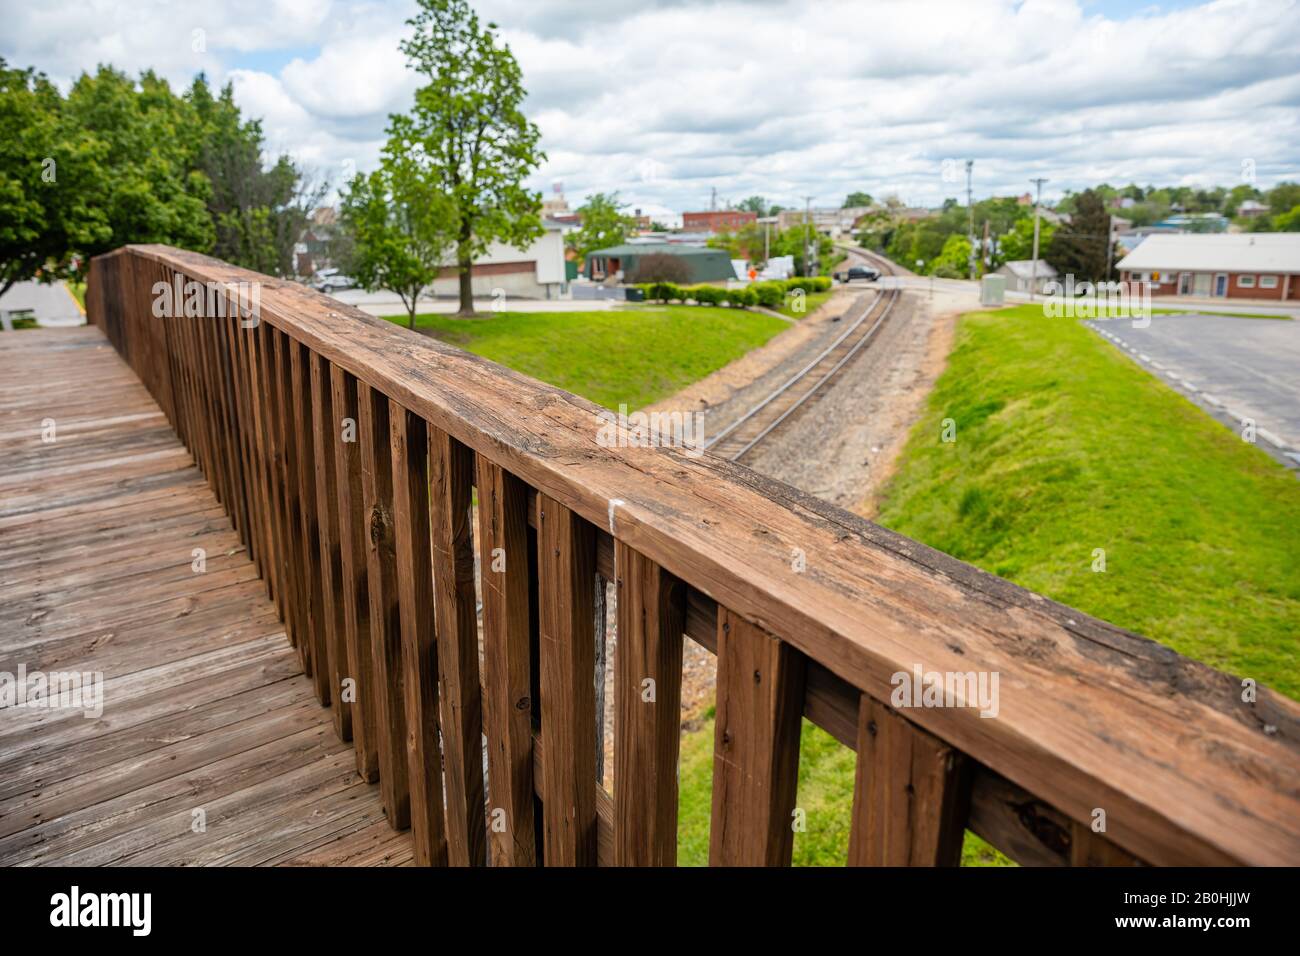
[1117,233,1300,273]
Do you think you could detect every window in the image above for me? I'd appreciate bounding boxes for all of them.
[1238,275,1256,288]
[1260,275,1279,289]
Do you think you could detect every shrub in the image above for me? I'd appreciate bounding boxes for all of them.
[751,281,785,308]
[689,285,723,305]
[628,252,694,284]
[726,286,757,307]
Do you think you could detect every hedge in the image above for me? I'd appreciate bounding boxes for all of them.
[634,276,829,308]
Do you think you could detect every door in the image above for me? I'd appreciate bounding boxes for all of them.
[1178,272,1191,295]
[1214,274,1228,297]
[1193,273,1211,296]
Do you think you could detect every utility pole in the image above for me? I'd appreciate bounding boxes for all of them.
[710,186,717,212]
[1029,177,1049,301]
[982,219,990,273]
[966,160,976,281]
[1105,212,1114,280]
[803,195,814,278]
[764,218,771,265]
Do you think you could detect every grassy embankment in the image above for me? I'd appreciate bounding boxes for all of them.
[677,303,1300,866]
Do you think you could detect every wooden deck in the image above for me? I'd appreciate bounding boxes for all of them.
[0,327,412,866]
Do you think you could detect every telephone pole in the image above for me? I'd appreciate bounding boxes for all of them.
[1029,177,1049,301]
[966,160,976,281]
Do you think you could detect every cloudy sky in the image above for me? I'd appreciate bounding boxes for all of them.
[3,0,1298,212]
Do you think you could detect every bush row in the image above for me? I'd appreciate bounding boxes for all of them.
[635,276,831,309]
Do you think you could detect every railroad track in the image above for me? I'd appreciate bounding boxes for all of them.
[705,256,902,462]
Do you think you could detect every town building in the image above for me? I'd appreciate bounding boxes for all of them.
[428,223,568,299]
[681,210,757,233]
[996,259,1058,294]
[1116,233,1300,300]
[583,243,737,283]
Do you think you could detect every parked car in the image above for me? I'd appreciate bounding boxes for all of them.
[834,264,880,283]
[311,269,356,292]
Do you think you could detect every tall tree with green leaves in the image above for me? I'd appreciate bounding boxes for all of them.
[843,191,873,208]
[0,59,110,297]
[569,192,634,261]
[341,153,455,330]
[395,0,545,315]
[1046,188,1115,281]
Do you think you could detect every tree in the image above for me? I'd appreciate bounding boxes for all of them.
[628,252,692,284]
[995,216,1055,268]
[1273,205,1300,232]
[396,0,545,316]
[341,155,455,330]
[569,192,634,261]
[1267,182,1300,215]
[930,234,971,278]
[1045,189,1115,282]
[843,191,873,208]
[736,195,768,215]
[0,60,111,297]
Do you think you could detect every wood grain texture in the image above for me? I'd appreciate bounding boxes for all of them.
[537,495,598,866]
[476,455,537,867]
[289,339,331,704]
[84,247,1300,866]
[309,352,352,740]
[847,696,970,866]
[709,609,806,866]
[428,426,487,866]
[330,366,379,782]
[0,327,410,867]
[613,541,685,866]
[357,381,410,829]
[389,405,448,866]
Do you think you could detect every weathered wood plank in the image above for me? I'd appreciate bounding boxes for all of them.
[536,494,598,866]
[331,366,379,782]
[311,351,352,741]
[847,695,970,866]
[709,608,805,867]
[476,455,537,867]
[428,426,487,867]
[357,382,410,829]
[290,339,330,704]
[613,540,685,866]
[389,405,449,866]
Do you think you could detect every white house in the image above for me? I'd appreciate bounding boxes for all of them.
[996,259,1058,294]
[427,223,568,300]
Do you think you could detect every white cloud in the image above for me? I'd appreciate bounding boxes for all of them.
[1,0,1297,209]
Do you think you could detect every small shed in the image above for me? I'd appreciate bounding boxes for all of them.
[996,259,1058,294]
[584,243,737,284]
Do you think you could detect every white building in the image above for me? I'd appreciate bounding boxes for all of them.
[996,259,1058,294]
[427,224,568,300]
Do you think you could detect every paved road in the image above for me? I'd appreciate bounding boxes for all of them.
[0,280,84,327]
[1085,314,1300,463]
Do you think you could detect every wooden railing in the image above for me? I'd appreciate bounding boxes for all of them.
[85,245,1300,866]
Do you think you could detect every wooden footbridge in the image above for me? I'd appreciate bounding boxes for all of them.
[2,245,1297,867]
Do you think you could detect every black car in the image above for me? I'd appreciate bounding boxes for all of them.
[835,264,880,282]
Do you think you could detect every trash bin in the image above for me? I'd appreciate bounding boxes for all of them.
[624,287,645,302]
[980,274,1006,307]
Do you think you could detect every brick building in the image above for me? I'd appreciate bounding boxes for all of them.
[681,210,757,233]
[1117,234,1300,300]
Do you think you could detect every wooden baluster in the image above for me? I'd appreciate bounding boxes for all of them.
[227,313,273,601]
[847,695,970,866]
[273,328,312,674]
[310,353,352,740]
[536,495,598,866]
[389,405,449,865]
[1069,821,1142,866]
[290,341,330,704]
[251,321,290,622]
[428,427,487,866]
[331,367,379,782]
[613,541,685,866]
[476,455,537,867]
[358,382,410,828]
[709,608,806,866]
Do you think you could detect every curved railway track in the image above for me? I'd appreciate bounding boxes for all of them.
[705,252,902,461]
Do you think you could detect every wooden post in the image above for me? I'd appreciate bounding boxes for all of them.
[709,609,806,866]
[358,380,410,827]
[390,406,449,865]
[537,495,598,866]
[428,427,487,866]
[613,541,685,866]
[847,695,970,866]
[476,455,537,867]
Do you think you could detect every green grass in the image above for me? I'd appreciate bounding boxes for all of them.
[676,303,1299,866]
[385,304,786,410]
[776,289,833,319]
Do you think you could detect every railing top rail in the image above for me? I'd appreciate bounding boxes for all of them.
[109,244,1300,865]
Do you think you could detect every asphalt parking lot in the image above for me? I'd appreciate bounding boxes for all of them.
[1085,313,1300,466]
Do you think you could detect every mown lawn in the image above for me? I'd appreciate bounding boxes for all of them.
[776,289,833,319]
[385,304,786,410]
[676,303,1299,866]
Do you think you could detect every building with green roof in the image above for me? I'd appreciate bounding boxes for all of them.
[583,243,737,284]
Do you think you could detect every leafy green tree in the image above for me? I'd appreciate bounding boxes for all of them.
[930,234,971,278]
[569,192,634,261]
[843,191,873,208]
[1267,182,1300,215]
[736,195,768,215]
[396,0,545,315]
[0,59,110,296]
[341,154,456,330]
[1046,188,1115,281]
[995,216,1055,267]
[1273,205,1300,232]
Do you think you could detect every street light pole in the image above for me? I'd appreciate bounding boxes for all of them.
[966,160,976,281]
[1029,177,1049,301]
[803,195,814,278]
